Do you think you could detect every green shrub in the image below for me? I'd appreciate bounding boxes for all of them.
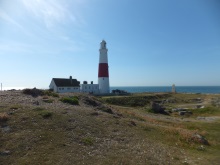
[43,90,59,97]
[43,99,54,103]
[60,96,79,105]
[23,88,43,97]
[10,105,22,110]
[81,137,94,145]
[33,107,44,111]
[39,111,52,118]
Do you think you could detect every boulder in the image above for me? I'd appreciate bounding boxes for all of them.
[192,134,209,145]
[150,102,165,113]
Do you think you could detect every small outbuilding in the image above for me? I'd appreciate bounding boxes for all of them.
[49,76,80,93]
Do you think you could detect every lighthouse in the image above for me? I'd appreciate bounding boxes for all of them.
[98,40,110,94]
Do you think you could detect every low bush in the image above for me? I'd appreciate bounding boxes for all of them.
[60,96,79,105]
[0,113,9,122]
[43,99,54,103]
[43,90,59,97]
[10,105,22,110]
[33,107,44,111]
[39,111,52,118]
[23,88,43,97]
[81,137,94,145]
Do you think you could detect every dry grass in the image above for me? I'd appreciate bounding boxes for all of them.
[1,91,220,165]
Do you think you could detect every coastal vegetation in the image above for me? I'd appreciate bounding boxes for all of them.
[60,96,79,105]
[0,90,220,164]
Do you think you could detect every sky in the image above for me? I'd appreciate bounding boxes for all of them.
[0,0,220,88]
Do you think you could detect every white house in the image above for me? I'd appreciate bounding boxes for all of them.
[49,76,80,93]
[80,81,99,94]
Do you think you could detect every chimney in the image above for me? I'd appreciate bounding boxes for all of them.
[70,76,72,84]
[91,81,93,84]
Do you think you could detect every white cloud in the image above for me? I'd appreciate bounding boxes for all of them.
[0,9,23,29]
[0,41,34,55]
[21,0,86,28]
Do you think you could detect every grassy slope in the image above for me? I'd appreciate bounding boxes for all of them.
[0,91,220,165]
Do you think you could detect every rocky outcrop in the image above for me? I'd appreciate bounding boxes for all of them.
[150,101,166,114]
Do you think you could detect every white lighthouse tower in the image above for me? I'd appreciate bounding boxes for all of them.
[98,40,110,94]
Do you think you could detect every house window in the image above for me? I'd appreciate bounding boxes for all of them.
[67,88,71,90]
[59,88,62,90]
[62,88,64,90]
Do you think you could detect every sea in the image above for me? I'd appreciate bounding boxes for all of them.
[110,86,220,94]
[1,86,220,94]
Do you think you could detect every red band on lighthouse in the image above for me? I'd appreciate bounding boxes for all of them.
[98,63,109,77]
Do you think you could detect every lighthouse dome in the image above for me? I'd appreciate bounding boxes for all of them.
[100,40,106,49]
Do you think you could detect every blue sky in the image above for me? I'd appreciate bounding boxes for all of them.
[0,0,220,88]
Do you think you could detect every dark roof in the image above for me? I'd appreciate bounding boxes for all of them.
[52,78,80,87]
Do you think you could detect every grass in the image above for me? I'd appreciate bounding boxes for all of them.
[60,96,79,105]
[191,107,220,116]
[39,111,53,118]
[10,105,22,110]
[1,92,220,165]
[81,137,94,145]
[33,107,45,111]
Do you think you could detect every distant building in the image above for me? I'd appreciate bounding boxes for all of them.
[172,84,176,93]
[80,81,99,94]
[49,76,80,93]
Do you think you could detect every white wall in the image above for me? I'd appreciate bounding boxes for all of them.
[49,80,58,92]
[98,77,110,94]
[99,49,108,63]
[57,87,80,93]
[80,84,99,94]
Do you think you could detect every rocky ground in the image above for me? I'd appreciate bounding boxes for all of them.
[0,90,220,165]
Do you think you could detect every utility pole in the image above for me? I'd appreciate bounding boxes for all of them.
[1,83,2,91]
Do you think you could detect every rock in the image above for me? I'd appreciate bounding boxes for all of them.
[192,134,209,145]
[150,102,165,113]
[0,150,11,156]
[129,121,136,126]
[179,111,192,116]
[1,125,10,133]
[196,105,204,109]
[179,111,186,115]
[164,110,171,114]
[97,105,113,114]
[7,111,14,115]
[33,101,40,105]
